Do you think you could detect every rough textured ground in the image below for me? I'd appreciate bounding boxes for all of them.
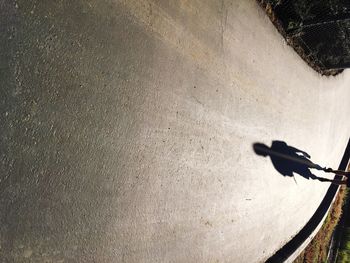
[0,0,350,262]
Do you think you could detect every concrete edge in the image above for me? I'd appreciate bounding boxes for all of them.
[286,183,342,263]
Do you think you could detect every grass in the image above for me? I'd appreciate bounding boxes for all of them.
[337,227,350,262]
[336,186,350,263]
[294,182,348,263]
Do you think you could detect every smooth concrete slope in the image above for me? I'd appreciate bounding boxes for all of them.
[1,0,349,262]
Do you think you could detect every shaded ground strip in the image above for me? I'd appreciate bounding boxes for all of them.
[257,0,343,76]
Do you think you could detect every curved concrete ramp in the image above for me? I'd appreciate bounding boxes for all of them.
[1,0,350,262]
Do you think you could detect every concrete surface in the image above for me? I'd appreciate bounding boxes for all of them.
[1,0,350,262]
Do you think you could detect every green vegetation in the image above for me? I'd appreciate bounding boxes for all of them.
[336,194,350,263]
[338,227,350,262]
[257,0,344,75]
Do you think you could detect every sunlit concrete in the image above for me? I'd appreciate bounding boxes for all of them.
[1,0,350,262]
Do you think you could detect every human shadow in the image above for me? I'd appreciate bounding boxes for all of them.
[265,138,350,262]
[253,140,339,183]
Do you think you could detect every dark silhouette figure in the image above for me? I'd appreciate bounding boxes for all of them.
[253,140,349,184]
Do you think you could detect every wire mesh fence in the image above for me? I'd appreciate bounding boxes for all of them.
[259,0,350,73]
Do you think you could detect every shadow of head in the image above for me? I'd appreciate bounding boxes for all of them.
[253,143,269,157]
